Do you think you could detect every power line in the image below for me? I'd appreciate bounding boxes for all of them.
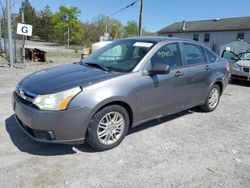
[108,0,139,18]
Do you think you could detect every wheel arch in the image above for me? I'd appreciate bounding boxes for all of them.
[95,101,134,126]
[84,99,134,137]
[213,80,223,95]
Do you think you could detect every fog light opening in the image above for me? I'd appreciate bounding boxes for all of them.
[48,131,56,140]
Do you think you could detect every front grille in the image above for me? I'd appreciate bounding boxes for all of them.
[243,67,250,73]
[33,130,52,140]
[231,74,249,80]
[15,92,38,109]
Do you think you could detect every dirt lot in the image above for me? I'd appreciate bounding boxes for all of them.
[0,60,250,188]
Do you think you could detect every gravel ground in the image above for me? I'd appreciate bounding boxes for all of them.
[0,61,250,188]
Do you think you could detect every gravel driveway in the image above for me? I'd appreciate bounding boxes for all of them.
[0,62,250,188]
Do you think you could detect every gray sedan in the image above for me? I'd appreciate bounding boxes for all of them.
[222,50,250,81]
[13,37,229,150]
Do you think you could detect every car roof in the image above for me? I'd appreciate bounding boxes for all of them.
[121,36,196,44]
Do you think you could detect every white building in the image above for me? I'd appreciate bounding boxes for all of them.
[157,17,250,54]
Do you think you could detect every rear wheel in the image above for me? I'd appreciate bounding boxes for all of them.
[86,105,129,151]
[200,85,221,112]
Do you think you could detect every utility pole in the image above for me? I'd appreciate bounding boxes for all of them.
[138,0,143,37]
[65,13,70,48]
[0,17,2,53]
[67,27,69,48]
[21,7,25,63]
[6,0,13,67]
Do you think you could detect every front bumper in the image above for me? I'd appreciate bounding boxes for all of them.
[231,68,250,81]
[13,92,91,144]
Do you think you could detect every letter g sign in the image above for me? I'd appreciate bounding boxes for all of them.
[21,26,28,34]
[17,23,33,36]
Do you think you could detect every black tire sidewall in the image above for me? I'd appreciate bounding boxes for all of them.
[86,105,130,151]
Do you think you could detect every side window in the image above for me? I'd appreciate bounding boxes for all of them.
[149,43,182,69]
[183,43,206,65]
[221,50,238,61]
[204,48,217,63]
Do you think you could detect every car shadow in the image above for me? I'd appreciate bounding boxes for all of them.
[128,110,193,135]
[6,110,194,156]
[5,115,96,156]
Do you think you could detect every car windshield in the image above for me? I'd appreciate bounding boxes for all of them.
[81,39,156,72]
[239,52,250,60]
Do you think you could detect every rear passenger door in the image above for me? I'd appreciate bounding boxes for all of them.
[181,43,210,107]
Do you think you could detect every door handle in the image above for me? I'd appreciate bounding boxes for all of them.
[205,65,212,71]
[175,71,184,77]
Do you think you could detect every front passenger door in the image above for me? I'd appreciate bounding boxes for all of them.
[136,43,188,121]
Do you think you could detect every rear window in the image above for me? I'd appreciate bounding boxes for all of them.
[183,43,206,65]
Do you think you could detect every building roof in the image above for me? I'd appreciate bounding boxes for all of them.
[158,17,250,34]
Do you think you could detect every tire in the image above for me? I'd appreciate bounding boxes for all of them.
[200,85,221,112]
[86,105,130,151]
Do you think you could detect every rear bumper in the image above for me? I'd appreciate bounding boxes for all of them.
[13,93,92,144]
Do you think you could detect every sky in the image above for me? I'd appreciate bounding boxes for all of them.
[11,0,250,32]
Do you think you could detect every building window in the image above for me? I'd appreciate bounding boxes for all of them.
[193,34,199,41]
[237,33,244,40]
[168,34,173,37]
[204,33,210,42]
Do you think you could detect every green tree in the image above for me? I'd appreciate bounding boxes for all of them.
[36,5,53,41]
[124,21,138,37]
[18,0,39,38]
[51,6,82,45]
[93,15,123,40]
[82,22,99,47]
[18,0,37,26]
[142,28,156,36]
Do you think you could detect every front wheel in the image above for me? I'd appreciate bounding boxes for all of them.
[86,105,129,151]
[200,85,221,112]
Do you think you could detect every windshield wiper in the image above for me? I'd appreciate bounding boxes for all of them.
[84,62,110,72]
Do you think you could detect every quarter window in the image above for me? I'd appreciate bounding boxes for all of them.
[149,43,182,69]
[183,43,206,65]
[204,33,210,42]
[204,48,217,63]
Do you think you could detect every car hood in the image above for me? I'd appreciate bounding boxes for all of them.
[236,60,250,67]
[19,63,122,95]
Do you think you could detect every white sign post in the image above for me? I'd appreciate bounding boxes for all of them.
[17,23,33,36]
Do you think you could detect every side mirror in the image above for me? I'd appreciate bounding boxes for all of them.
[145,65,170,76]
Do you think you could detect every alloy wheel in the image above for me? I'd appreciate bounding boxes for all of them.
[208,88,219,109]
[97,111,125,145]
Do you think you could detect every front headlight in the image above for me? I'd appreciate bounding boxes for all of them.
[233,63,241,70]
[33,87,82,111]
